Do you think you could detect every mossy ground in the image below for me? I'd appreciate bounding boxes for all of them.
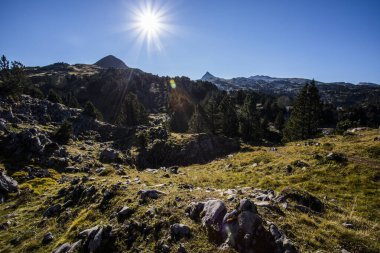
[0,130,379,253]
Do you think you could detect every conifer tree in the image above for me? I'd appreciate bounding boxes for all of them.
[82,101,103,120]
[239,94,262,142]
[116,92,148,126]
[219,96,238,137]
[283,80,321,141]
[204,93,221,134]
[188,104,209,133]
[47,89,63,103]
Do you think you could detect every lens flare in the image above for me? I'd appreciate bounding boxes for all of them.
[169,79,176,89]
[128,1,173,52]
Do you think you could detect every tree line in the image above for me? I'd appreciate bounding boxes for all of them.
[1,54,379,143]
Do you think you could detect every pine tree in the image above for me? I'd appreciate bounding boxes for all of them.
[274,111,285,131]
[0,55,28,98]
[283,80,321,141]
[188,104,209,133]
[53,121,73,145]
[47,89,63,103]
[204,93,221,134]
[219,96,238,137]
[116,92,148,126]
[239,94,262,142]
[82,101,103,120]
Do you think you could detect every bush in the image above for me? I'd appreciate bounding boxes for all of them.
[82,101,103,120]
[53,121,73,144]
[47,89,63,103]
[335,119,355,134]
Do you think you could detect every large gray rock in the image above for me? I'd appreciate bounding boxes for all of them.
[201,199,227,231]
[78,225,113,252]
[188,198,298,253]
[0,170,18,195]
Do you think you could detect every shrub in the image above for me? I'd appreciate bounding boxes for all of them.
[53,121,73,144]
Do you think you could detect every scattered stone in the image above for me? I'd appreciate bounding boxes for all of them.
[43,204,62,217]
[342,222,354,229]
[170,223,191,240]
[117,206,133,223]
[100,148,121,163]
[292,160,310,168]
[326,152,347,163]
[64,166,80,173]
[169,166,179,174]
[138,189,166,202]
[42,232,54,244]
[285,165,293,174]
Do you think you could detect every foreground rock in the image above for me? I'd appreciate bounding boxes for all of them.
[187,198,298,253]
[0,170,18,202]
[53,225,114,253]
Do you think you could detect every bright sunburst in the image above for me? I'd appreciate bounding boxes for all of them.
[129,1,172,52]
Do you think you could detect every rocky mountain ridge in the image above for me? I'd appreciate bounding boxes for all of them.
[201,72,380,106]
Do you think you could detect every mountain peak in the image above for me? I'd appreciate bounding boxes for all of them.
[201,71,216,80]
[95,55,128,69]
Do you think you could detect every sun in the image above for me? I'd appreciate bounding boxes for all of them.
[129,1,172,52]
[137,11,161,35]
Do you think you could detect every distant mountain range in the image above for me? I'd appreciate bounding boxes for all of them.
[201,72,380,105]
[201,71,378,89]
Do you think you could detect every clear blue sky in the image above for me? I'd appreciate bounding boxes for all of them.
[1,0,380,83]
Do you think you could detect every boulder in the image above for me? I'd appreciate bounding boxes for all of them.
[99,148,121,163]
[78,225,113,252]
[201,200,227,231]
[188,198,298,253]
[275,187,324,213]
[185,202,205,221]
[170,223,191,240]
[0,170,18,195]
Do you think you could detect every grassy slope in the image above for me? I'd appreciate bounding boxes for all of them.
[0,130,379,253]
